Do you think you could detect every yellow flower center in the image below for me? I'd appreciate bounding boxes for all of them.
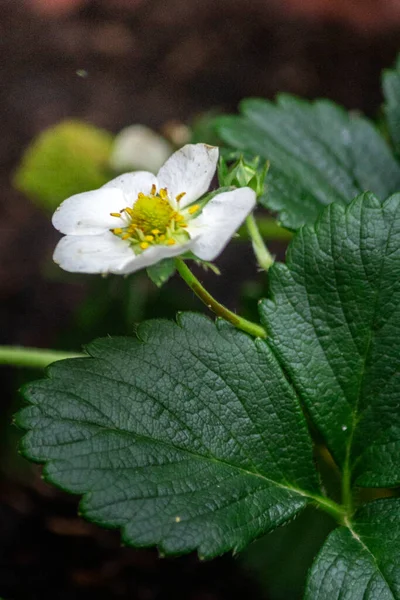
[109,185,201,254]
[130,194,175,235]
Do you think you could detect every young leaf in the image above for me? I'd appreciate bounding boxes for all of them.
[305,499,400,599]
[260,193,400,488]
[17,314,320,558]
[383,55,400,156]
[217,97,400,229]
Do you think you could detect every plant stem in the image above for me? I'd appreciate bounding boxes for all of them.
[0,346,84,369]
[309,493,347,523]
[342,455,354,517]
[238,217,293,242]
[245,214,275,271]
[175,258,267,339]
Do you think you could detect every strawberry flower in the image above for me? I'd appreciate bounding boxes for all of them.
[52,144,256,274]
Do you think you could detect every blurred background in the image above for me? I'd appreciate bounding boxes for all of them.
[1,0,400,599]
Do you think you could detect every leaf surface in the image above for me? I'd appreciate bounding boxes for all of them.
[17,314,319,558]
[217,96,400,229]
[260,193,400,487]
[305,499,400,599]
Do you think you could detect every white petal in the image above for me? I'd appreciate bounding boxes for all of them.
[102,171,157,205]
[188,187,256,261]
[52,188,126,235]
[53,232,134,274]
[157,144,218,207]
[110,125,173,173]
[116,239,196,275]
[53,232,197,275]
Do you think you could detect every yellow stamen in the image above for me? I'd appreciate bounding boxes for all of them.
[110,212,121,218]
[145,235,154,241]
[175,192,186,202]
[166,238,176,246]
[175,214,184,222]
[138,192,145,199]
[181,223,188,228]
[159,188,168,200]
[122,233,130,240]
[151,229,160,235]
[140,242,149,250]
[151,184,157,196]
[113,228,123,234]
[124,194,175,235]
[188,204,200,215]
[159,235,166,241]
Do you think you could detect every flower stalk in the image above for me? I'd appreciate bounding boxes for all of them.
[175,258,267,339]
[246,213,274,271]
[238,216,292,242]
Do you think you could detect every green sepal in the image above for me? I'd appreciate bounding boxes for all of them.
[198,185,236,206]
[147,258,176,287]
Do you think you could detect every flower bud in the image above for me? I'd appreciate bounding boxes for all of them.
[217,155,269,198]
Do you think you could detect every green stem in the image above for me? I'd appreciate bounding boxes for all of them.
[0,346,83,369]
[238,217,293,242]
[342,454,354,517]
[309,493,347,523]
[175,258,267,339]
[245,214,275,271]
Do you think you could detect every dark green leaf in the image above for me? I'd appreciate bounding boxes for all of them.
[242,506,334,600]
[305,499,400,599]
[147,258,176,287]
[217,96,400,229]
[260,193,400,488]
[383,55,400,156]
[17,314,320,558]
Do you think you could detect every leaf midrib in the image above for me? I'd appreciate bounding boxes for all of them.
[243,109,359,203]
[105,329,315,488]
[32,403,320,509]
[103,342,276,479]
[344,202,396,480]
[224,117,348,205]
